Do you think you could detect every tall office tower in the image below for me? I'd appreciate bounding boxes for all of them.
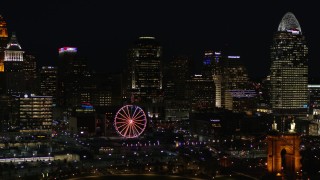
[224,55,249,90]
[163,56,190,126]
[202,51,223,77]
[4,33,25,95]
[24,54,37,93]
[186,74,215,112]
[223,55,250,110]
[270,12,308,117]
[11,94,53,135]
[202,51,223,107]
[0,15,8,72]
[165,56,190,100]
[40,66,57,98]
[127,37,162,103]
[201,51,249,110]
[57,47,91,108]
[57,47,77,107]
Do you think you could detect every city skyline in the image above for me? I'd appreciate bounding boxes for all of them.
[1,2,320,179]
[0,1,319,80]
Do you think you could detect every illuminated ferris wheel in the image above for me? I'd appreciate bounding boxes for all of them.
[114,105,147,138]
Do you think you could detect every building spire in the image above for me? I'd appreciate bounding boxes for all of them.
[6,32,22,50]
[278,12,302,34]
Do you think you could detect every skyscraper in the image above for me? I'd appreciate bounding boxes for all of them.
[127,37,162,103]
[201,51,249,110]
[57,47,91,108]
[270,12,308,117]
[0,15,8,72]
[202,51,223,108]
[165,56,190,100]
[40,66,57,98]
[186,74,215,112]
[57,47,77,107]
[24,54,37,93]
[202,51,223,77]
[4,33,25,95]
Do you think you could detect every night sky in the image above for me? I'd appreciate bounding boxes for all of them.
[0,1,319,80]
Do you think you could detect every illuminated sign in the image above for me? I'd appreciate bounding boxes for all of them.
[215,52,221,55]
[228,56,240,59]
[287,29,300,35]
[59,47,77,53]
[210,119,220,122]
[81,102,93,109]
[139,37,155,39]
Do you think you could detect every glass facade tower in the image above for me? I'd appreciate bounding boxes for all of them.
[127,37,162,102]
[270,12,308,116]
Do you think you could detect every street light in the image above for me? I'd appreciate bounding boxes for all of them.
[48,152,51,161]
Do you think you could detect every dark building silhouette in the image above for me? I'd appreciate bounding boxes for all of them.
[57,47,91,108]
[24,54,38,93]
[164,56,190,100]
[40,66,57,101]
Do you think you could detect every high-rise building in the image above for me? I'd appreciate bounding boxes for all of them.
[202,51,223,108]
[270,12,308,117]
[127,37,162,103]
[202,51,223,77]
[164,56,190,100]
[4,33,25,95]
[162,56,190,128]
[12,94,53,135]
[201,51,249,110]
[24,54,38,93]
[24,55,37,80]
[224,55,249,90]
[223,55,250,111]
[57,47,77,107]
[57,47,91,108]
[0,15,8,72]
[40,66,57,99]
[186,74,215,112]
